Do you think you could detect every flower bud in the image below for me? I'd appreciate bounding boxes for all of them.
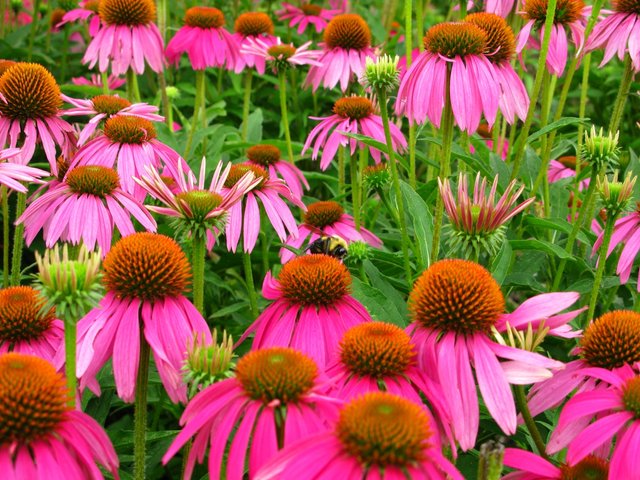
[597,172,636,219]
[361,54,400,92]
[363,163,390,191]
[346,241,371,263]
[183,329,236,397]
[582,126,620,171]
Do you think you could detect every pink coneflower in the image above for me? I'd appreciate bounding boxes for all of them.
[303,96,407,171]
[396,22,500,133]
[76,233,211,403]
[233,12,278,74]
[72,73,126,90]
[0,148,48,193]
[238,254,372,367]
[593,204,640,289]
[528,311,640,430]
[407,259,577,450]
[246,144,309,200]
[163,347,340,480]
[0,353,120,479]
[83,0,164,75]
[223,163,303,253]
[585,1,640,72]
[18,165,156,254]
[256,392,463,480]
[279,200,381,263]
[502,450,609,479]
[58,0,101,36]
[166,7,241,71]
[63,94,163,145]
[240,37,323,73]
[0,287,64,364]
[548,155,590,188]
[465,13,530,124]
[551,364,640,477]
[516,0,588,76]
[70,115,185,200]
[276,3,338,34]
[305,13,376,91]
[0,63,75,174]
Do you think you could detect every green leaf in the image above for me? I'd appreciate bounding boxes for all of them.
[422,136,493,178]
[340,131,390,154]
[491,241,512,285]
[363,260,408,323]
[509,239,574,260]
[399,180,432,270]
[527,117,587,144]
[351,278,407,327]
[523,216,590,244]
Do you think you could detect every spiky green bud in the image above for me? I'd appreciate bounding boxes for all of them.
[597,172,636,218]
[582,126,620,171]
[363,163,391,191]
[361,54,400,92]
[183,329,236,398]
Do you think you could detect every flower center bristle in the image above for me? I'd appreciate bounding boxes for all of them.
[465,13,515,64]
[304,201,344,228]
[176,190,223,221]
[409,259,505,334]
[337,392,431,467]
[559,455,609,480]
[236,347,317,403]
[66,166,120,198]
[224,163,267,188]
[91,94,132,115]
[0,60,17,77]
[247,144,280,166]
[99,0,156,26]
[267,44,297,60]
[104,116,156,144]
[333,96,374,120]
[0,353,70,445]
[623,377,640,419]
[278,254,351,306]
[423,22,488,58]
[0,63,61,120]
[524,0,584,25]
[184,6,225,29]
[340,323,415,378]
[103,232,191,301]
[234,12,274,36]
[324,14,371,50]
[614,0,640,13]
[301,3,322,15]
[580,311,640,369]
[0,287,56,344]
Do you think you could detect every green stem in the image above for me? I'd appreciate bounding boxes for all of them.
[278,72,295,163]
[60,27,69,83]
[64,318,77,407]
[587,216,616,324]
[530,72,555,210]
[377,88,412,287]
[458,0,467,18]
[338,147,346,197]
[350,151,361,229]
[126,68,141,103]
[191,235,206,315]
[243,251,259,318]
[2,186,9,287]
[0,0,5,37]
[608,55,635,134]
[509,0,558,181]
[10,192,26,286]
[241,70,253,141]
[133,333,150,480]
[158,71,172,130]
[415,0,424,51]
[184,69,206,159]
[101,71,110,95]
[431,67,454,265]
[514,385,550,460]
[27,0,41,61]
[408,125,417,188]
[404,0,412,63]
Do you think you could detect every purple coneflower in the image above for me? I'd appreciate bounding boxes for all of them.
[277,2,339,34]
[233,12,278,74]
[502,450,609,479]
[240,37,323,73]
[58,0,101,36]
[246,144,309,200]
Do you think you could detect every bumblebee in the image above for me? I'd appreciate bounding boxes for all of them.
[306,235,349,260]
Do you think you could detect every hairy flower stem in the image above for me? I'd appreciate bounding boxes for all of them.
[431,69,454,265]
[134,334,150,480]
[185,69,206,159]
[530,72,556,214]
[609,55,635,134]
[126,68,141,103]
[587,217,616,325]
[27,0,41,61]
[338,147,346,197]
[241,70,254,141]
[101,72,110,95]
[10,192,26,286]
[415,0,424,50]
[514,385,550,460]
[377,88,412,287]
[2,186,9,287]
[243,251,259,318]
[350,152,361,229]
[404,0,412,61]
[192,236,206,314]
[408,126,417,188]
[509,0,558,181]
[405,0,417,189]
[64,319,77,407]
[278,72,295,163]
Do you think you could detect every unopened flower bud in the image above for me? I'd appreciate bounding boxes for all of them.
[346,241,370,263]
[477,439,505,480]
[363,163,390,191]
[165,86,180,100]
[582,126,620,171]
[184,329,236,397]
[597,172,636,219]
[361,54,400,92]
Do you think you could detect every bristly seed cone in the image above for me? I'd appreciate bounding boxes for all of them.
[424,22,488,58]
[580,310,640,369]
[614,0,640,13]
[0,63,61,120]
[337,392,431,467]
[224,163,267,188]
[333,96,374,120]
[99,0,156,26]
[0,287,56,344]
[104,116,157,144]
[523,0,585,25]
[66,165,120,197]
[91,94,131,116]
[268,44,297,59]
[0,353,70,445]
[247,144,281,166]
[175,190,223,220]
[103,232,191,301]
[409,259,505,334]
[559,455,609,480]
[184,6,225,29]
[324,14,371,50]
[304,201,344,228]
[465,13,515,64]
[301,3,322,15]
[234,12,274,36]
[278,254,351,306]
[235,347,317,403]
[340,322,416,378]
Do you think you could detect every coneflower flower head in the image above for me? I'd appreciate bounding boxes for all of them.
[240,37,323,74]
[503,449,609,480]
[0,60,17,76]
[246,144,309,199]
[345,240,371,263]
[183,329,235,398]
[363,162,390,191]
[233,12,277,74]
[361,54,400,92]
[597,172,636,218]
[582,311,640,369]
[583,126,621,171]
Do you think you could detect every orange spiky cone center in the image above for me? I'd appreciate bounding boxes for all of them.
[559,455,609,480]
[91,94,132,115]
[184,6,225,29]
[0,63,61,120]
[234,12,274,36]
[66,166,120,197]
[333,96,374,120]
[580,311,640,369]
[103,116,157,144]
[99,0,156,26]
[524,0,585,25]
[324,14,371,50]
[304,201,345,228]
[465,12,515,64]
[247,144,281,166]
[423,22,487,58]
[0,287,56,344]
